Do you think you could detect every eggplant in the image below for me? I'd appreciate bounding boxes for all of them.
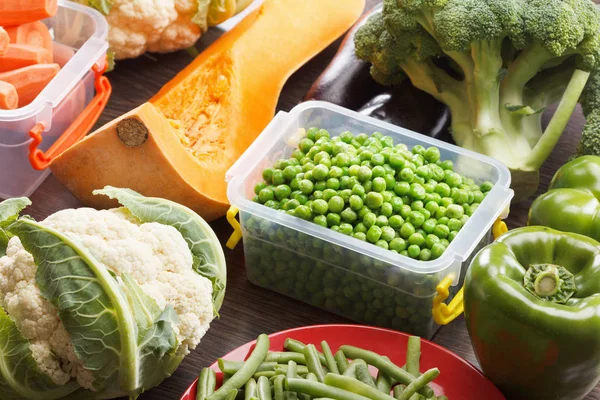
[305,4,453,143]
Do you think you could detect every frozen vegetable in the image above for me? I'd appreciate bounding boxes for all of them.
[196,335,447,400]
[0,63,59,107]
[529,155,600,240]
[354,0,600,202]
[0,186,226,399]
[0,0,58,26]
[6,21,54,54]
[464,226,600,400]
[50,0,365,221]
[74,0,254,60]
[0,44,52,72]
[0,81,18,110]
[253,128,492,260]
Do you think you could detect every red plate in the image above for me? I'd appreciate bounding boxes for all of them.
[180,324,505,400]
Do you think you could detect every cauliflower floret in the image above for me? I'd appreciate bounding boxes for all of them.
[0,207,214,391]
[104,0,201,59]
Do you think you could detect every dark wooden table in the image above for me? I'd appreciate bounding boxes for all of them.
[24,1,600,399]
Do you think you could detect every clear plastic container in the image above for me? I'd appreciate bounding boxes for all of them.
[227,101,513,338]
[0,0,111,199]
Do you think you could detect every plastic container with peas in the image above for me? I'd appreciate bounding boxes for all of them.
[226,102,513,339]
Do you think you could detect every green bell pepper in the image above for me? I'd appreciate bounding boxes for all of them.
[529,155,600,241]
[464,226,600,400]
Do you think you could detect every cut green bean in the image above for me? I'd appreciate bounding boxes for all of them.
[223,374,232,385]
[197,368,217,400]
[274,364,309,376]
[304,344,327,383]
[287,361,297,380]
[265,352,307,365]
[284,338,327,365]
[334,350,349,374]
[220,360,278,375]
[405,337,420,378]
[255,371,277,379]
[285,391,298,400]
[306,373,318,382]
[208,334,270,400]
[392,386,405,400]
[339,346,433,398]
[286,378,371,400]
[343,359,367,379]
[355,363,377,389]
[274,376,286,400]
[321,341,340,374]
[257,376,272,400]
[324,373,395,400]
[245,379,257,400]
[396,369,439,400]
[225,390,239,400]
[375,360,392,395]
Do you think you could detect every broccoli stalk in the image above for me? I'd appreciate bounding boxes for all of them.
[356,0,600,201]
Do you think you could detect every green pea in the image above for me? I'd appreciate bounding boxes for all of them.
[449,230,458,242]
[372,177,387,192]
[357,206,371,220]
[347,176,360,189]
[353,232,367,241]
[438,216,449,225]
[366,192,384,209]
[311,199,328,215]
[400,250,409,257]
[358,166,372,182]
[421,208,431,220]
[315,129,330,140]
[409,183,426,200]
[340,131,354,143]
[425,234,440,249]
[328,196,345,213]
[376,240,389,249]
[335,153,351,167]
[313,215,328,227]
[407,245,421,259]
[314,181,326,191]
[400,222,416,239]
[389,215,404,229]
[254,182,267,195]
[352,184,366,197]
[332,142,347,156]
[430,164,446,181]
[306,127,318,140]
[363,180,372,193]
[381,226,396,242]
[446,204,464,219]
[425,201,439,215]
[441,197,453,207]
[339,223,353,235]
[431,243,446,259]
[380,202,393,218]
[440,238,450,247]
[423,182,436,193]
[435,182,451,197]
[327,213,341,227]
[408,211,425,227]
[367,225,383,243]
[411,200,424,211]
[372,165,386,178]
[433,224,450,238]
[326,178,340,190]
[363,212,377,228]
[371,153,385,166]
[341,208,358,223]
[258,187,275,203]
[298,179,314,195]
[354,223,367,234]
[423,146,440,163]
[262,167,274,183]
[452,189,469,205]
[480,181,494,192]
[408,232,425,247]
[448,218,462,231]
[382,191,393,202]
[375,215,389,227]
[322,189,337,201]
[312,164,328,181]
[389,153,405,170]
[399,168,415,183]
[461,214,470,226]
[349,195,364,211]
[350,156,361,165]
[445,172,463,187]
[390,197,403,213]
[412,154,425,168]
[328,166,343,179]
[294,205,312,220]
[305,200,313,210]
[274,185,291,200]
[394,181,410,196]
[284,199,300,210]
[435,207,446,220]
[389,237,407,252]
[359,150,374,162]
[440,159,454,170]
[416,165,430,180]
[422,219,437,234]
[302,163,314,173]
[348,165,360,177]
[419,248,432,261]
[264,200,279,209]
[467,204,479,216]
[400,205,412,219]
[291,149,305,160]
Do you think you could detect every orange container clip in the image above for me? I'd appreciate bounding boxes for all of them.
[28,60,111,170]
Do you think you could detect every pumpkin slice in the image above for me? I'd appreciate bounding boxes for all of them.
[51,0,366,221]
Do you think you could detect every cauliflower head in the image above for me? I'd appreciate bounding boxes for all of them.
[0,188,226,399]
[77,0,254,60]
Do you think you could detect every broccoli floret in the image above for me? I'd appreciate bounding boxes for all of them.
[355,0,600,201]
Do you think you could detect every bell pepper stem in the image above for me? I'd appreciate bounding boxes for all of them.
[533,265,560,297]
[524,264,576,304]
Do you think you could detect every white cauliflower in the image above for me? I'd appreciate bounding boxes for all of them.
[77,0,254,60]
[0,206,217,395]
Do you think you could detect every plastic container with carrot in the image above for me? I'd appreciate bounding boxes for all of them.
[0,0,111,199]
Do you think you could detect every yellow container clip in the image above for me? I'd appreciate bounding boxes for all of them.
[432,218,508,325]
[226,206,242,250]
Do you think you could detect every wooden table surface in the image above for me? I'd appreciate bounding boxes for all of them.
[23,1,600,399]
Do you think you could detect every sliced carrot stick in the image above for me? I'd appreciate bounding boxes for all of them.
[5,21,53,56]
[52,42,74,67]
[0,44,52,72]
[0,63,60,107]
[0,81,18,109]
[0,0,58,27]
[0,28,8,56]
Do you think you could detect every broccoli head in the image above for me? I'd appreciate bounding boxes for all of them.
[355,0,600,201]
